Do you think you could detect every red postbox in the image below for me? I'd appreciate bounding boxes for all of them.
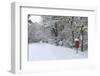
[75,39,80,48]
[74,38,80,53]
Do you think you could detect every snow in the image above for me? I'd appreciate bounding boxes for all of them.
[28,43,88,61]
[29,16,42,23]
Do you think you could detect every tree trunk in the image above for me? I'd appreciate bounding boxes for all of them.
[81,30,83,52]
[71,17,74,48]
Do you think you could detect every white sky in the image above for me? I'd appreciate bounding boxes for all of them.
[29,15,42,23]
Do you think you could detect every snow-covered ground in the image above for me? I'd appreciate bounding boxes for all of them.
[28,43,88,61]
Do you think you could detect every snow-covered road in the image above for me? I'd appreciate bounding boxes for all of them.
[28,43,88,61]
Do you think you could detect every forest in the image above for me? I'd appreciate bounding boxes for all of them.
[28,15,88,51]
